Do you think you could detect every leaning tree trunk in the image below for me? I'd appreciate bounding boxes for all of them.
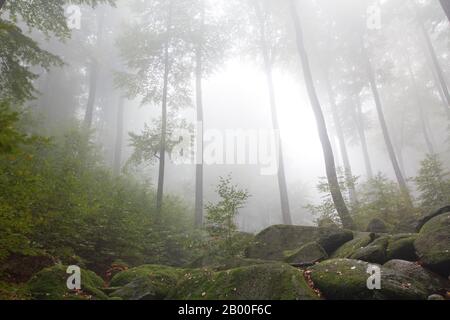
[194,0,205,227]
[156,2,173,219]
[440,0,450,21]
[419,18,450,117]
[255,1,293,225]
[290,0,354,229]
[406,56,435,154]
[113,96,125,175]
[352,94,373,179]
[361,42,412,205]
[325,74,358,205]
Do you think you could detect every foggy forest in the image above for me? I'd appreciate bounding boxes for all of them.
[0,0,449,301]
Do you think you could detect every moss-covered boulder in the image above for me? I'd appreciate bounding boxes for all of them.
[284,242,328,266]
[386,234,418,261]
[309,259,430,300]
[109,264,183,300]
[414,212,450,277]
[27,265,107,300]
[168,263,319,300]
[350,236,389,264]
[383,260,449,295]
[331,233,377,259]
[188,254,270,271]
[245,225,353,261]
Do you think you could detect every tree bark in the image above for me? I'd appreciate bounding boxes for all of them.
[419,19,450,118]
[440,0,450,21]
[325,74,358,204]
[83,60,99,129]
[156,1,173,218]
[255,1,292,225]
[361,42,412,204]
[194,0,205,227]
[83,14,104,129]
[352,94,373,179]
[290,0,354,229]
[113,96,125,175]
[406,57,435,154]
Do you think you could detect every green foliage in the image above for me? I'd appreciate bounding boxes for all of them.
[413,154,450,211]
[205,175,251,256]
[308,171,415,231]
[0,102,27,154]
[0,125,194,272]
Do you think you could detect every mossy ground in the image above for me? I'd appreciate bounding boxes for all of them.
[168,263,319,300]
[27,264,107,300]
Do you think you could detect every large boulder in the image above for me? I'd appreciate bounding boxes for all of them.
[27,265,107,300]
[168,263,319,300]
[414,212,450,276]
[333,233,418,264]
[331,233,377,259]
[284,242,328,266]
[383,260,449,295]
[187,254,269,271]
[245,225,353,261]
[385,234,418,261]
[308,259,429,300]
[109,265,183,300]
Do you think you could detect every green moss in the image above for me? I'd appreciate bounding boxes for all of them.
[109,264,183,288]
[386,234,418,261]
[0,281,30,300]
[284,242,328,265]
[308,259,373,300]
[27,265,107,300]
[414,212,450,276]
[169,263,319,300]
[331,233,376,259]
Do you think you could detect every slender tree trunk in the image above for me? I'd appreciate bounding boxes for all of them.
[419,19,450,116]
[352,94,373,179]
[113,96,125,175]
[440,0,450,21]
[361,42,412,204]
[406,57,435,154]
[194,0,205,227]
[156,2,173,218]
[325,75,358,204]
[290,0,354,229]
[83,60,99,129]
[83,14,104,129]
[255,1,292,225]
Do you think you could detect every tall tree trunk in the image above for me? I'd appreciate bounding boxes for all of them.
[194,0,205,227]
[325,75,358,204]
[406,57,435,154]
[352,94,373,179]
[255,1,292,225]
[419,18,450,116]
[83,14,104,129]
[156,1,173,218]
[361,42,412,204]
[440,0,450,21]
[83,60,99,129]
[290,0,354,229]
[113,96,125,175]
